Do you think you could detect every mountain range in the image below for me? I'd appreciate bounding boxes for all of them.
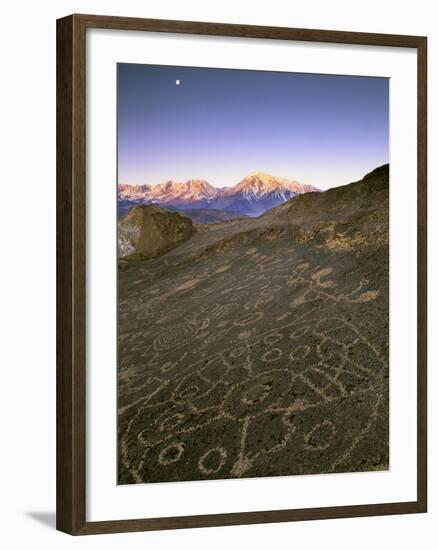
[118,172,320,219]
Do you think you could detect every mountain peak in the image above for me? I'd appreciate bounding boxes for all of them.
[143,179,218,203]
[225,172,320,196]
[247,171,290,182]
[248,171,276,179]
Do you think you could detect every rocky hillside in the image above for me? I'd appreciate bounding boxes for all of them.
[117,165,389,484]
[118,205,195,260]
[166,207,249,224]
[263,164,389,250]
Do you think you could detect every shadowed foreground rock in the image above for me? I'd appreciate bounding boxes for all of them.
[117,165,389,484]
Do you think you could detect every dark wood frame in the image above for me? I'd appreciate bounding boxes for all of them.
[57,13,428,535]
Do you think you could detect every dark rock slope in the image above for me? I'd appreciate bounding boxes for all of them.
[118,204,195,260]
[117,165,389,484]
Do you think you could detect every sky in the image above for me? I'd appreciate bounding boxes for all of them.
[117,63,389,190]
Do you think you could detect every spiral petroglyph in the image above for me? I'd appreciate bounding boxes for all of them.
[153,323,198,351]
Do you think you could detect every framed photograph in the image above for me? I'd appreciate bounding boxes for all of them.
[56,14,427,535]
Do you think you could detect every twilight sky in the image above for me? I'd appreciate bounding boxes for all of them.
[117,63,389,190]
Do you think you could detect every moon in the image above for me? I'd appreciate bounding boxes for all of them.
[175,79,181,86]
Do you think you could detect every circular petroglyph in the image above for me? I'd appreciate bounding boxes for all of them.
[158,443,185,466]
[319,280,334,288]
[289,345,311,361]
[354,290,380,302]
[224,370,292,416]
[198,446,227,475]
[173,278,200,292]
[233,311,263,327]
[243,381,272,404]
[153,323,197,351]
[311,267,334,280]
[126,375,154,391]
[263,332,283,345]
[178,385,200,401]
[215,264,231,273]
[261,348,283,363]
[156,311,180,325]
[304,420,336,451]
[253,293,275,307]
[160,360,178,373]
[229,345,246,358]
[289,325,310,339]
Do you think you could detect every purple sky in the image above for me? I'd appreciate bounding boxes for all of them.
[117,64,389,190]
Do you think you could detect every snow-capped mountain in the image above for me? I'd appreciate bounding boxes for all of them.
[224,172,319,198]
[118,183,151,198]
[214,172,320,216]
[146,179,218,204]
[118,173,320,218]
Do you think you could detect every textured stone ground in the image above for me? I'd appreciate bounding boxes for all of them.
[117,166,389,484]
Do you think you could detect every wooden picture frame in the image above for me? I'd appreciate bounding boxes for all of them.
[56,13,427,535]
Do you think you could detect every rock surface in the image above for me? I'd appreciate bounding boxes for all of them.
[117,165,389,484]
[118,205,195,260]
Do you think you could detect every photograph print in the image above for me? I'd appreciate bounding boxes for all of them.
[117,63,389,485]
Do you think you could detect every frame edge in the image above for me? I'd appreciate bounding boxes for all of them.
[416,35,428,513]
[72,12,426,48]
[56,14,87,535]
